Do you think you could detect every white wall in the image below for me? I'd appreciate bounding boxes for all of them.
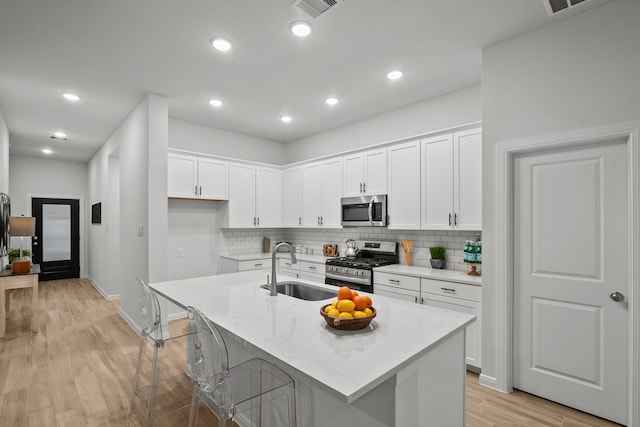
[285,85,481,163]
[481,0,640,391]
[0,108,8,194]
[88,95,168,329]
[169,118,286,165]
[8,155,88,275]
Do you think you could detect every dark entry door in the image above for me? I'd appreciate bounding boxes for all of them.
[31,198,80,281]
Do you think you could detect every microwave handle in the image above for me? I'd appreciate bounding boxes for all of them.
[368,197,374,224]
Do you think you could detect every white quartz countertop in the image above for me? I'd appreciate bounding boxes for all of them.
[373,264,482,286]
[220,252,333,264]
[149,270,475,404]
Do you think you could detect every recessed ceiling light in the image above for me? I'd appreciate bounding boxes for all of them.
[325,97,339,105]
[42,149,53,154]
[211,37,232,52]
[209,99,223,107]
[386,70,403,80]
[290,21,312,37]
[281,115,292,123]
[63,93,80,101]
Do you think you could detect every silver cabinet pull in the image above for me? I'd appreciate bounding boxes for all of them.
[454,213,458,226]
[363,182,366,192]
[359,182,363,193]
[308,266,316,270]
[320,216,323,225]
[298,216,301,225]
[199,186,202,195]
[195,185,198,196]
[257,217,260,226]
[253,217,256,226]
[441,287,457,293]
[610,291,625,302]
[318,216,320,226]
[255,263,263,267]
[448,213,452,226]
[388,279,400,283]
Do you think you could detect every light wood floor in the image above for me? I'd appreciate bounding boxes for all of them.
[0,278,623,426]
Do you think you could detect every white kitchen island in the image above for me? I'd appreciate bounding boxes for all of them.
[149,270,475,426]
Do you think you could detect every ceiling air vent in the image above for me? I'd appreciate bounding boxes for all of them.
[291,0,343,19]
[543,0,612,16]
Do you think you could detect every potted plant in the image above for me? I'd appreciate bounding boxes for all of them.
[429,246,446,269]
[8,248,31,264]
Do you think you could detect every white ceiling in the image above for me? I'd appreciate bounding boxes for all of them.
[0,0,605,162]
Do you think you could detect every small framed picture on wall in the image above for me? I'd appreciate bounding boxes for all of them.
[91,203,101,224]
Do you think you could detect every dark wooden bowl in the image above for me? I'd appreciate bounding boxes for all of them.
[320,305,377,330]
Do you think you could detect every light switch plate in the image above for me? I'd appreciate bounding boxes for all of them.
[137,225,144,236]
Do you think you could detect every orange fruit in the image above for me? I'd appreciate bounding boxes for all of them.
[352,295,367,311]
[362,295,373,308]
[351,290,359,298]
[337,286,353,300]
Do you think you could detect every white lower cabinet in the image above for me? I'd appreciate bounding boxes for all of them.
[218,257,272,274]
[278,258,325,284]
[374,272,482,370]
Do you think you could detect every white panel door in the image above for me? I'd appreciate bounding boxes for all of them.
[421,134,453,229]
[320,158,343,228]
[255,166,281,227]
[453,129,482,230]
[198,157,228,200]
[388,140,421,229]
[167,153,198,198]
[302,162,322,227]
[514,142,628,425]
[283,167,302,227]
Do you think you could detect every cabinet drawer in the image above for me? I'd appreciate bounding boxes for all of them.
[421,278,481,302]
[299,261,323,275]
[375,284,420,303]
[278,258,299,270]
[374,272,420,292]
[238,259,272,271]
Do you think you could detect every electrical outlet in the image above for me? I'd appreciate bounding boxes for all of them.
[177,248,184,258]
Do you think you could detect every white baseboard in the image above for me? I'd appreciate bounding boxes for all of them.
[86,275,120,301]
[479,373,507,393]
[168,311,187,321]
[120,306,142,336]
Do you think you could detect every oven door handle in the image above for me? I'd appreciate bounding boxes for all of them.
[325,271,371,286]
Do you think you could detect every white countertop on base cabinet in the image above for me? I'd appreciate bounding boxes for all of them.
[374,264,482,286]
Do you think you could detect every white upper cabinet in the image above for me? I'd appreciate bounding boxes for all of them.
[301,157,343,228]
[226,162,281,228]
[282,166,303,227]
[343,148,387,196]
[453,128,482,230]
[421,128,482,230]
[168,152,228,200]
[387,140,421,229]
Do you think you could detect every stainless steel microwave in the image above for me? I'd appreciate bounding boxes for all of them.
[340,195,388,227]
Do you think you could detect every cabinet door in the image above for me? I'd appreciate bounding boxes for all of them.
[421,293,481,369]
[255,166,281,227]
[375,284,420,303]
[421,134,454,229]
[168,153,198,198]
[363,148,387,195]
[388,140,421,229]
[342,153,365,196]
[302,163,322,227]
[453,128,482,230]
[320,158,343,228]
[198,157,228,200]
[283,167,303,227]
[228,163,256,227]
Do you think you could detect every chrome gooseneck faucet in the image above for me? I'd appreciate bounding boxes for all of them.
[271,242,297,296]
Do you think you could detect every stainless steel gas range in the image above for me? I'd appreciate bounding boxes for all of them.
[325,240,398,293]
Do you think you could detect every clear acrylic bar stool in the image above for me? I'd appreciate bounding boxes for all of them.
[187,306,297,427]
[130,277,192,426]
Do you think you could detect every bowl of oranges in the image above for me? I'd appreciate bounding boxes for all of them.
[320,286,376,331]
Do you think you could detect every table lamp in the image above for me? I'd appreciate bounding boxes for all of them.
[9,216,35,273]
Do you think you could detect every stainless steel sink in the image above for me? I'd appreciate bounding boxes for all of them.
[260,281,335,301]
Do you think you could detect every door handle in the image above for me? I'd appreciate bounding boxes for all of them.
[610,291,625,302]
